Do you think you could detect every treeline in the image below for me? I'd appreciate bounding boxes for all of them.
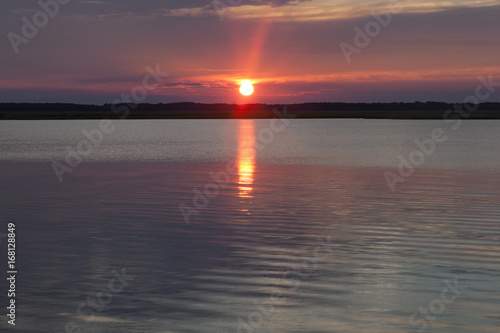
[0,102,499,120]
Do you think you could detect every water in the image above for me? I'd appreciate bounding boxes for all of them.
[0,119,499,332]
[2,119,500,168]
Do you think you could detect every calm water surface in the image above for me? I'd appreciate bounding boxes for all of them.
[0,119,499,333]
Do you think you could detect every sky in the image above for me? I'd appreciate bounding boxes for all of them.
[1,0,499,104]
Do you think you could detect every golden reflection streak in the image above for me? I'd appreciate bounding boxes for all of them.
[237,120,256,199]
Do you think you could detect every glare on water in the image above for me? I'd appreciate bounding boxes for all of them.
[237,120,256,199]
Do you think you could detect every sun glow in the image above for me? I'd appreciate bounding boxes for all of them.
[239,80,254,96]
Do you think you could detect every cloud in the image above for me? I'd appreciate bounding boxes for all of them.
[162,81,235,90]
[164,82,205,87]
[1,0,497,23]
[0,0,311,20]
[214,0,500,22]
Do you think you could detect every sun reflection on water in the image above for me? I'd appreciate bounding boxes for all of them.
[237,120,255,199]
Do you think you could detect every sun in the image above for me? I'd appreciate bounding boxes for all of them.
[239,80,254,96]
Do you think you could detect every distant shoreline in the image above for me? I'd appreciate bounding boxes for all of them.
[1,102,499,120]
